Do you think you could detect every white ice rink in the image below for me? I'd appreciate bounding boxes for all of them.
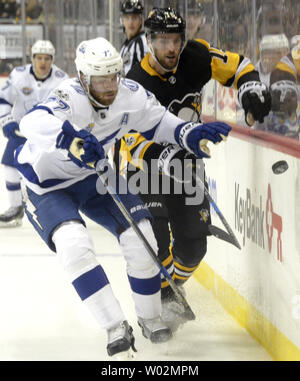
[0,135,272,362]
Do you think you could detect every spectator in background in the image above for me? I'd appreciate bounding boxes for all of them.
[120,0,148,75]
[258,36,300,139]
[0,0,19,20]
[15,0,44,24]
[186,0,205,40]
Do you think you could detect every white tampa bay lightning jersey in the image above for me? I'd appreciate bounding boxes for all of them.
[0,64,69,121]
[16,77,184,195]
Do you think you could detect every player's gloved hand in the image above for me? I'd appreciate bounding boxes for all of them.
[56,120,105,169]
[270,80,298,118]
[158,144,203,183]
[238,81,271,126]
[175,121,231,158]
[0,114,20,138]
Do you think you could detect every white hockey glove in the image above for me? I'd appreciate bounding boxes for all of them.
[270,80,298,118]
[158,144,204,183]
[238,81,271,126]
[0,114,23,139]
[56,120,106,169]
[174,121,231,158]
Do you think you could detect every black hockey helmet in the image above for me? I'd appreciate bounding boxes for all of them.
[120,0,143,15]
[144,7,186,36]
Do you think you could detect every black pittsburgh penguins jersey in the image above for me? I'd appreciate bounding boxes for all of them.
[116,38,260,173]
[270,53,300,84]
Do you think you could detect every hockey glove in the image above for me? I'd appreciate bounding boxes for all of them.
[56,120,105,169]
[0,114,20,138]
[158,144,204,183]
[270,80,298,118]
[174,121,231,158]
[238,81,271,126]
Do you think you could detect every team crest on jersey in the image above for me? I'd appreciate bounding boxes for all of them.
[55,70,65,78]
[53,89,69,101]
[125,135,136,147]
[16,66,26,72]
[22,87,33,95]
[199,209,210,223]
[122,79,139,91]
[169,93,202,122]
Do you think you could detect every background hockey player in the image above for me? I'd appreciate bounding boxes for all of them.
[115,7,271,332]
[255,34,289,87]
[265,34,300,138]
[120,0,149,75]
[0,40,68,227]
[14,37,231,357]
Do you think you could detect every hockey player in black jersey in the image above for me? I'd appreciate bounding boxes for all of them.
[115,7,271,332]
[120,0,149,75]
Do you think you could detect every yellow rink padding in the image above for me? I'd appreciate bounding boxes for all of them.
[193,261,300,361]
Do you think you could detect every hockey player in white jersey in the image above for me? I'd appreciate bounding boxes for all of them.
[15,37,230,357]
[0,40,68,227]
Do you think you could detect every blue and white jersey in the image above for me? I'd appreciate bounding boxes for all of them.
[16,77,183,195]
[0,64,69,121]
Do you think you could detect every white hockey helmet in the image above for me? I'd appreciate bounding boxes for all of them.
[259,34,289,53]
[75,37,123,107]
[75,37,123,85]
[31,40,55,60]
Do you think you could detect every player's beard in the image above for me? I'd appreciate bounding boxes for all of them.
[90,88,118,106]
[154,48,180,72]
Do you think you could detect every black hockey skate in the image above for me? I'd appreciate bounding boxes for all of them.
[106,320,137,358]
[0,206,24,228]
[138,316,172,343]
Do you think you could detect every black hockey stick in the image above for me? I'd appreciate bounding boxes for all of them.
[192,171,241,250]
[95,163,196,321]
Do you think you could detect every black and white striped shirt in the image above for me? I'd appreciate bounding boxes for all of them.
[120,31,149,75]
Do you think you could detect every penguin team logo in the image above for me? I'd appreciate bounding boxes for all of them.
[169,93,202,122]
[199,209,210,223]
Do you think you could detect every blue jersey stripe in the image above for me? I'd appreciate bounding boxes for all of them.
[14,146,72,188]
[0,98,12,106]
[72,265,109,301]
[140,121,160,141]
[128,273,161,295]
[26,105,54,116]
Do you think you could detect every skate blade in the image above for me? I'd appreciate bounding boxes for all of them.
[0,219,23,228]
[113,347,136,361]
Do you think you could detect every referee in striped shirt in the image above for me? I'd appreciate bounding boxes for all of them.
[120,0,149,75]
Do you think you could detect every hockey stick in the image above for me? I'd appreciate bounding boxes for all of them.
[95,162,196,321]
[192,170,241,250]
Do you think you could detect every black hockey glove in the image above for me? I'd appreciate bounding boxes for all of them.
[238,81,271,126]
[157,144,204,183]
[270,80,298,118]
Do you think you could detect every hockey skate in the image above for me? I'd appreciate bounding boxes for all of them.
[0,206,24,228]
[106,320,137,359]
[138,316,172,343]
[161,287,191,332]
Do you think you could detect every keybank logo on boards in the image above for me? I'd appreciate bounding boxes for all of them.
[234,182,283,262]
